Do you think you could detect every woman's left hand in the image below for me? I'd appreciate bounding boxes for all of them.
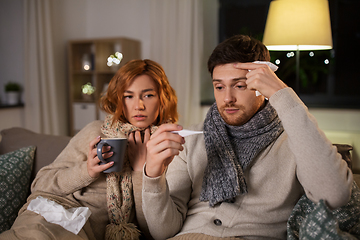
[128,128,151,171]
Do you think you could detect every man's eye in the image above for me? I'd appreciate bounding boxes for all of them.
[235,84,246,90]
[214,85,224,90]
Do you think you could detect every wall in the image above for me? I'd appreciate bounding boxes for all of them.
[0,0,24,104]
[309,108,360,172]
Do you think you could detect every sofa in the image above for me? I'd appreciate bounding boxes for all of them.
[0,127,358,236]
[0,127,71,233]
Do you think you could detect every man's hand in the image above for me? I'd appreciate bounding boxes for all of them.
[145,124,185,178]
[233,62,287,99]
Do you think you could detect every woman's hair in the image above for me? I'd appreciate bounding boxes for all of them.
[100,59,178,126]
[207,34,270,76]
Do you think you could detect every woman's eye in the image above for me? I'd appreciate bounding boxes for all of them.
[144,94,155,98]
[124,95,133,99]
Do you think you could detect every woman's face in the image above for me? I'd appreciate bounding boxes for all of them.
[123,74,160,128]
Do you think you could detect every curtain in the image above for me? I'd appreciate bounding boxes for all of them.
[24,0,62,135]
[149,0,203,128]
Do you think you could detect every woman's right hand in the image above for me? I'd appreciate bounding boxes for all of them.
[87,136,113,178]
[145,124,185,178]
[128,128,151,172]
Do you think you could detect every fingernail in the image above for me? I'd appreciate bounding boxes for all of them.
[97,136,101,139]
[177,125,182,129]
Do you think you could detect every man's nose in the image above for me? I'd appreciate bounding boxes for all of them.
[224,89,235,104]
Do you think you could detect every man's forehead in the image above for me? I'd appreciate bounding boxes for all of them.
[212,64,248,81]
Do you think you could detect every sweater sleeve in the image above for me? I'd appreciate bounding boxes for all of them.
[269,87,353,209]
[142,151,191,240]
[132,170,154,240]
[31,121,104,196]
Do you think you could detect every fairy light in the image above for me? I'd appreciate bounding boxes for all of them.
[107,52,123,67]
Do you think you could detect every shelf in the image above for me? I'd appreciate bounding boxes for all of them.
[67,37,141,136]
[0,103,24,109]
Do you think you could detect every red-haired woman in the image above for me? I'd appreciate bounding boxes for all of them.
[0,59,179,240]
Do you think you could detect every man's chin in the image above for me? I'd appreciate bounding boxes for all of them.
[220,113,244,126]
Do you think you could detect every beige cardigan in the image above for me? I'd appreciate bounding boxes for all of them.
[142,88,353,240]
[6,121,146,240]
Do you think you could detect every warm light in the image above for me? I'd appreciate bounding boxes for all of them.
[83,64,90,71]
[263,0,333,51]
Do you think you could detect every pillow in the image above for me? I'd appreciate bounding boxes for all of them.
[0,146,36,233]
[287,181,360,239]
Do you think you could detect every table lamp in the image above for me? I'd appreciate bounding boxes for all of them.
[262,0,333,90]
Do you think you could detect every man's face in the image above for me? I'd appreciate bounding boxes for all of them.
[212,63,265,126]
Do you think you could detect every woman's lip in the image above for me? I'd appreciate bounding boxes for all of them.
[133,115,147,120]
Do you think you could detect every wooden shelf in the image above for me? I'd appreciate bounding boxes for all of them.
[68,37,141,136]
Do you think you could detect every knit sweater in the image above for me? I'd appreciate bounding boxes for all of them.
[15,120,146,240]
[141,88,353,240]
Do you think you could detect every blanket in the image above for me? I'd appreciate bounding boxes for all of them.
[287,181,360,239]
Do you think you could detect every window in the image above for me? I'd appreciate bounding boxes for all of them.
[201,0,360,108]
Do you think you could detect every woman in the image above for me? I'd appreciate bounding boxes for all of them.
[0,59,178,240]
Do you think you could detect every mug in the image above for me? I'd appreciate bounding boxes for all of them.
[96,138,127,173]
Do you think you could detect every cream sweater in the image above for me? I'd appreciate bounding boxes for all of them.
[142,88,353,240]
[18,120,144,240]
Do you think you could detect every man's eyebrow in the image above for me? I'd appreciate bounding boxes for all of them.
[212,77,247,83]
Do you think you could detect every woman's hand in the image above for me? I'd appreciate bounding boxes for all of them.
[145,124,185,178]
[87,136,114,178]
[128,128,151,171]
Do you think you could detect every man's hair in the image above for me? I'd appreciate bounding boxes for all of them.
[100,59,178,125]
[207,35,270,76]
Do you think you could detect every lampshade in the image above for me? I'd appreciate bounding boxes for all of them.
[263,0,333,51]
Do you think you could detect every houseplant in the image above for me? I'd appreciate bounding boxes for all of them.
[4,82,21,105]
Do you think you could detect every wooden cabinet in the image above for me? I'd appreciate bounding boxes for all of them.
[68,37,141,135]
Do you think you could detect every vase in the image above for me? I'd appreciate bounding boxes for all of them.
[6,91,20,105]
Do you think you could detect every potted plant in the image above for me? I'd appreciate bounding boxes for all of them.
[4,81,21,105]
[81,82,96,101]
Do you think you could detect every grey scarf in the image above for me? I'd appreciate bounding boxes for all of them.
[200,101,284,207]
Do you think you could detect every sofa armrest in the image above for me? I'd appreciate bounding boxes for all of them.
[0,127,71,180]
[333,143,353,170]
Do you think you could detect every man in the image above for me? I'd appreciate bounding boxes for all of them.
[141,35,353,239]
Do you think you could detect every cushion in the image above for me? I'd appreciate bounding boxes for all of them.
[0,146,36,233]
[0,127,71,180]
[287,181,360,239]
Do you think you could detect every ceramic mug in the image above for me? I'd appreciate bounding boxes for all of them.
[97,138,127,173]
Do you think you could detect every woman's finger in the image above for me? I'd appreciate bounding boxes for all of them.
[143,128,151,143]
[150,124,182,139]
[134,130,142,144]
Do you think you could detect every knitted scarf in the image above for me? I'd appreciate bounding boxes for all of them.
[101,114,158,240]
[200,101,284,207]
